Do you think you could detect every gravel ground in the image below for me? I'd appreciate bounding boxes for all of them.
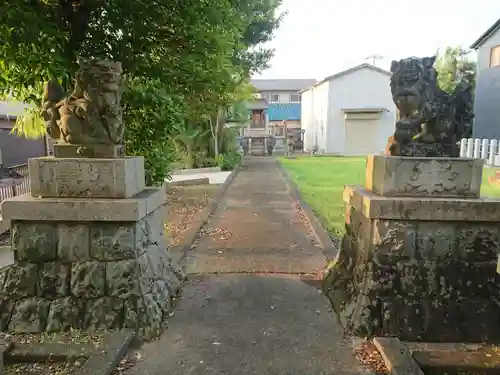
[165,185,218,246]
[5,361,86,375]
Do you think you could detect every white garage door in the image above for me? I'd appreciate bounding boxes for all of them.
[344,119,380,155]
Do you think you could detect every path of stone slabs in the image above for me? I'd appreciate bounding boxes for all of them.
[0,330,134,375]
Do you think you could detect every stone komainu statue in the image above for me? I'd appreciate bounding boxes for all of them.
[41,59,124,145]
[388,56,474,157]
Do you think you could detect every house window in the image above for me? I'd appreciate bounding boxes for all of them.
[269,93,280,103]
[289,93,301,103]
[490,45,500,67]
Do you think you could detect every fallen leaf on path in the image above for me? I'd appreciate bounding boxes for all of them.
[355,341,389,374]
[165,187,216,245]
[201,228,232,238]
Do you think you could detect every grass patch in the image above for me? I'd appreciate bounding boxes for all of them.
[280,156,500,237]
[280,156,365,236]
[480,166,500,198]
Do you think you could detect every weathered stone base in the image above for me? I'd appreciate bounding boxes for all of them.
[365,155,483,198]
[0,205,184,337]
[322,186,500,342]
[29,156,145,198]
[392,140,459,158]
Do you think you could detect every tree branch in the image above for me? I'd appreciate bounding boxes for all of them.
[57,0,94,62]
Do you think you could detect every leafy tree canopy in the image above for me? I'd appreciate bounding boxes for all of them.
[0,0,283,102]
[435,46,477,95]
[0,0,283,184]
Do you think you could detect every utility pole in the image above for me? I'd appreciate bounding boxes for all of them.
[365,54,384,66]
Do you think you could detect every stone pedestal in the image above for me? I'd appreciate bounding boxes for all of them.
[29,157,145,198]
[323,155,500,342]
[0,155,183,337]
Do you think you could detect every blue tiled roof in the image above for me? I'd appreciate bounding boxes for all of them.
[265,103,301,121]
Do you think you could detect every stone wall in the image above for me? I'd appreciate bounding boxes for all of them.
[0,207,183,336]
[0,155,184,337]
[323,156,500,342]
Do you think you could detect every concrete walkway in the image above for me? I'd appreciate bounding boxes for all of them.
[128,157,367,375]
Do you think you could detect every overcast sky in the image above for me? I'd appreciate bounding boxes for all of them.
[254,0,500,80]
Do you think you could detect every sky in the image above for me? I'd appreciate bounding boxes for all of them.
[254,0,500,80]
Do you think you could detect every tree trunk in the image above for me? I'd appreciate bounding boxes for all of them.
[213,113,220,157]
[186,142,194,169]
[209,113,219,157]
[214,135,219,157]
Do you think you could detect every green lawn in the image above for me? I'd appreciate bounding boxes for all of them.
[280,156,500,237]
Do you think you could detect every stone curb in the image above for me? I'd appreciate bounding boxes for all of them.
[5,342,94,362]
[78,330,135,375]
[276,159,338,261]
[373,338,500,375]
[174,166,241,266]
[3,330,135,375]
[172,166,222,175]
[168,177,210,187]
[372,337,424,375]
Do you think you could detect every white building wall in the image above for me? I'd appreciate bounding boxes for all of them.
[301,82,330,152]
[477,27,500,71]
[326,68,396,154]
[313,82,330,152]
[301,90,314,150]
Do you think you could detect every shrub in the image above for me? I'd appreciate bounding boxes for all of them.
[123,78,185,186]
[216,150,241,171]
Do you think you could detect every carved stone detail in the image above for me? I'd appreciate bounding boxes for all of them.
[388,56,474,157]
[41,59,124,149]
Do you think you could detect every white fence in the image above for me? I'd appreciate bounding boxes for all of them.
[459,138,500,166]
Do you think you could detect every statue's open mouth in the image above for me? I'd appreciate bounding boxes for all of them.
[396,94,419,114]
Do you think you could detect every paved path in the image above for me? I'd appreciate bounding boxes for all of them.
[128,158,367,375]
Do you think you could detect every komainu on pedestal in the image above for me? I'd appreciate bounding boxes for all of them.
[387,55,474,157]
[42,59,125,158]
[323,55,500,343]
[0,59,184,338]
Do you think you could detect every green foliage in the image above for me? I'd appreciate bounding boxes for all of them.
[0,0,283,182]
[193,153,215,169]
[435,46,477,94]
[219,126,241,155]
[215,151,242,171]
[123,78,183,185]
[171,122,210,169]
[231,0,286,75]
[227,103,251,123]
[10,108,46,139]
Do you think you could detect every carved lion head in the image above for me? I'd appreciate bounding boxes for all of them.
[389,56,437,117]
